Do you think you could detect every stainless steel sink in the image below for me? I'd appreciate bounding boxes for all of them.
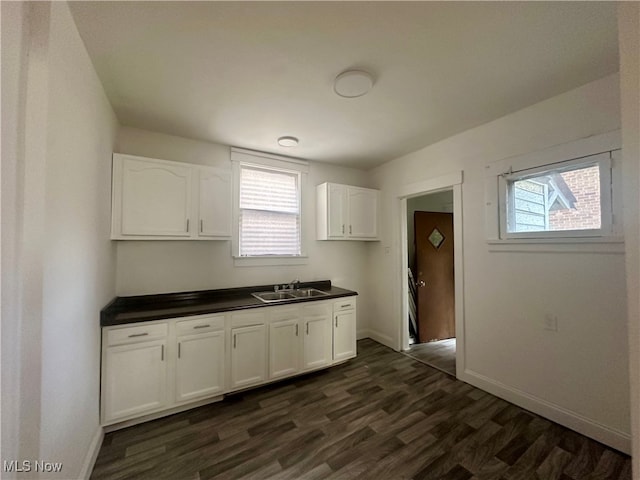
[252,291,297,302]
[252,288,329,303]
[291,288,329,298]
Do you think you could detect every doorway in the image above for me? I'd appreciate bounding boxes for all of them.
[405,190,456,376]
[396,172,464,379]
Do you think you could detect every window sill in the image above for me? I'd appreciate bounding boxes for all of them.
[233,255,309,267]
[487,236,624,254]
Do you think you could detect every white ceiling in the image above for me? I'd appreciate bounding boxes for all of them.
[69,1,619,170]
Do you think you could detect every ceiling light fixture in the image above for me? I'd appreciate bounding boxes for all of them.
[333,69,374,98]
[277,136,299,147]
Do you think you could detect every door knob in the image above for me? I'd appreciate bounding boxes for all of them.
[416,280,426,287]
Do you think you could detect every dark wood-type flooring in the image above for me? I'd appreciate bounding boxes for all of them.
[92,339,631,480]
[405,338,456,377]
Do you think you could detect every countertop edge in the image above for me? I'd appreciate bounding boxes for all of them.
[101,281,358,327]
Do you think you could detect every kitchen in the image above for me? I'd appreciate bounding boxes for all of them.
[2,1,639,479]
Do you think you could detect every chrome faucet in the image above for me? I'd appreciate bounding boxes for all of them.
[288,279,301,290]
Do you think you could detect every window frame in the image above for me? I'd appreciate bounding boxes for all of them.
[483,130,623,252]
[231,148,309,266]
[498,152,613,240]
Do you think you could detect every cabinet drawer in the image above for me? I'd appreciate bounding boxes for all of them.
[302,302,331,317]
[176,315,224,335]
[267,305,299,322]
[334,298,356,312]
[106,322,168,346]
[231,310,266,328]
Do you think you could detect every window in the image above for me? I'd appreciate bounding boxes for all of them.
[239,165,301,256]
[231,147,308,263]
[498,152,612,239]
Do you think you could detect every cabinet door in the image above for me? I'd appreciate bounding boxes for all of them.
[120,157,192,236]
[347,187,378,238]
[198,167,232,238]
[231,325,266,389]
[103,340,167,422]
[328,184,347,238]
[269,319,300,379]
[303,315,332,370]
[176,330,225,403]
[333,310,357,362]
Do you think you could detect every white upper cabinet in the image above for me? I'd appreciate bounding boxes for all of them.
[327,183,347,238]
[111,153,231,240]
[118,156,192,237]
[316,182,379,240]
[197,166,232,238]
[347,187,378,238]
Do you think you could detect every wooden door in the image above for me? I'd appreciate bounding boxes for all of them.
[414,211,455,342]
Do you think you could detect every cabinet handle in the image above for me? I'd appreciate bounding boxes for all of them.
[193,324,210,329]
[349,225,352,235]
[306,322,309,335]
[178,343,181,359]
[186,219,190,232]
[128,332,148,338]
[335,316,338,328]
[341,304,352,309]
[161,344,164,361]
[295,324,299,336]
[200,219,203,233]
[342,224,345,234]
[233,334,236,349]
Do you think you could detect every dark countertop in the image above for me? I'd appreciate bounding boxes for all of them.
[101,280,357,327]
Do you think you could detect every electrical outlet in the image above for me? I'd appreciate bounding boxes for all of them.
[544,314,558,332]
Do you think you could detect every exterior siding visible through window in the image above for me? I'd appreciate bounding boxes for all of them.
[502,152,610,238]
[239,165,301,256]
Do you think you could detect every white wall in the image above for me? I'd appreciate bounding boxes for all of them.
[618,2,640,474]
[1,2,31,475]
[1,2,119,478]
[114,127,373,337]
[369,73,630,451]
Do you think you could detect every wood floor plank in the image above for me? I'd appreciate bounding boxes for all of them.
[91,339,631,480]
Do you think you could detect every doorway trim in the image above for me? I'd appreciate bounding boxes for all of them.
[397,171,465,378]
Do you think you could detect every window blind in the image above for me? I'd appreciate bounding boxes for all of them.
[239,165,301,256]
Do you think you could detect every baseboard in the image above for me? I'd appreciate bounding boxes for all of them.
[362,330,395,350]
[356,329,369,341]
[78,425,104,480]
[104,395,224,432]
[460,369,631,454]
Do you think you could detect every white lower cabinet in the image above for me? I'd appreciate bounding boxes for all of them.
[231,324,267,389]
[102,296,356,427]
[102,322,169,424]
[302,303,333,371]
[269,308,301,379]
[176,330,225,403]
[101,315,224,426]
[103,340,168,422]
[333,299,357,361]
